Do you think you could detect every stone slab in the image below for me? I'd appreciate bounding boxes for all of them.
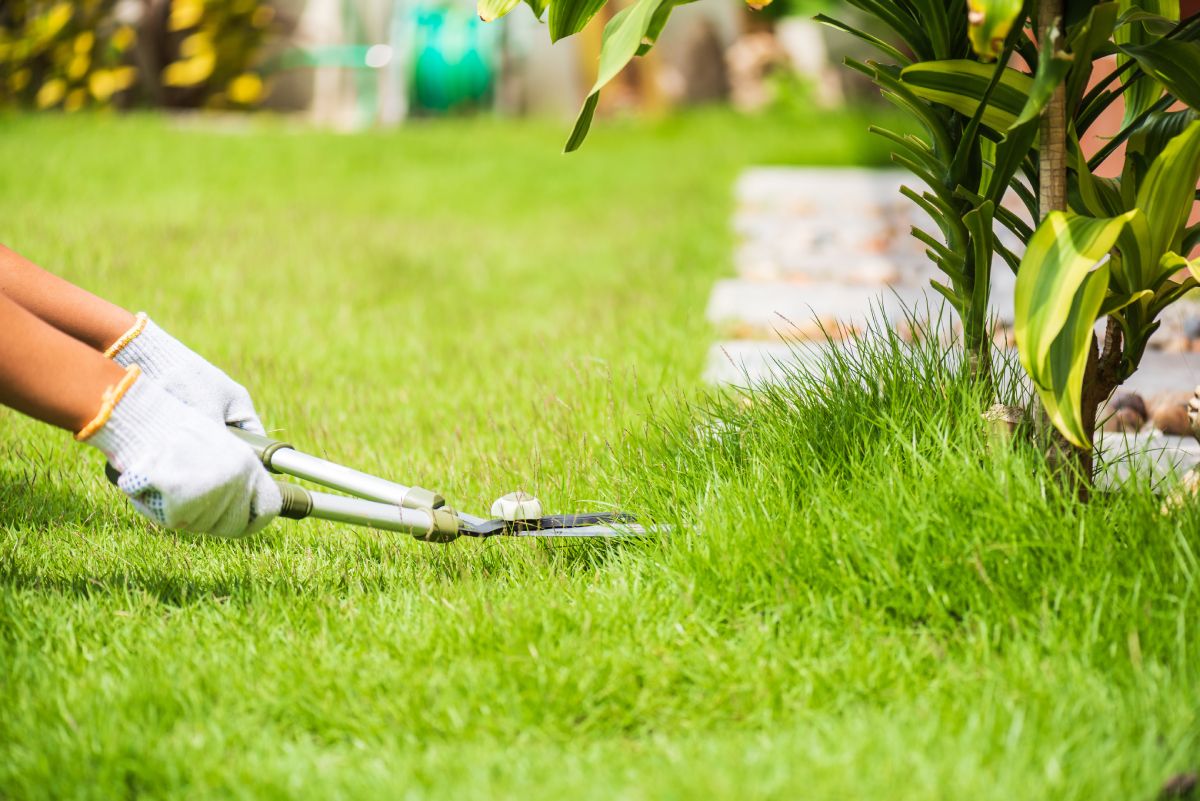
[706,340,1200,397]
[735,167,914,212]
[1096,432,1200,484]
[732,166,1033,291]
[706,275,1018,337]
[704,279,932,337]
[704,340,1029,397]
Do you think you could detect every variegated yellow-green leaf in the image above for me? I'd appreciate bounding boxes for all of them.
[967,0,1022,61]
[1015,210,1135,447]
[478,0,521,22]
[900,60,1032,134]
[1184,257,1200,284]
[1133,120,1200,278]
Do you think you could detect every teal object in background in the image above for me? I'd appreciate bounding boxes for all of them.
[409,6,500,114]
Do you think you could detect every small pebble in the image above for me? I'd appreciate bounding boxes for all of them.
[1161,335,1191,353]
[1150,391,1194,436]
[1102,392,1148,432]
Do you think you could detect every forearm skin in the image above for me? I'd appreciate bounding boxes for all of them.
[0,244,135,351]
[0,290,126,431]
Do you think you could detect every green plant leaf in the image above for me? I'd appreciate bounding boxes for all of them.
[549,0,608,41]
[813,14,910,64]
[525,0,549,19]
[1099,288,1153,317]
[636,0,679,56]
[841,0,932,60]
[1120,109,1199,212]
[900,60,1033,134]
[1070,129,1124,217]
[1064,2,1120,111]
[565,92,600,152]
[967,0,1023,61]
[1119,37,1200,112]
[1180,257,1200,282]
[478,0,522,23]
[1133,119,1200,271]
[1113,208,1152,290]
[1015,211,1135,446]
[1010,28,1072,129]
[1114,0,1178,127]
[1037,261,1110,448]
[564,0,667,151]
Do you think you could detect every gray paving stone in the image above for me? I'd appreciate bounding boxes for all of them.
[706,340,1200,396]
[705,279,932,336]
[1096,432,1200,484]
[704,340,1030,396]
[732,166,1028,302]
[735,167,915,211]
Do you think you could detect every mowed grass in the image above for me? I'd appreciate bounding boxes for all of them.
[0,108,1197,799]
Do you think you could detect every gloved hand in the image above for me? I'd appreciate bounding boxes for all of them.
[79,367,282,538]
[106,313,266,435]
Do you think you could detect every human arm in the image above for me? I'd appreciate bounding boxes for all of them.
[0,285,280,537]
[0,243,265,433]
[0,289,127,431]
[0,243,136,352]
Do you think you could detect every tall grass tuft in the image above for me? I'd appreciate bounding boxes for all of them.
[618,313,1199,671]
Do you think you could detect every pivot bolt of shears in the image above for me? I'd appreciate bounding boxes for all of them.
[491,491,543,522]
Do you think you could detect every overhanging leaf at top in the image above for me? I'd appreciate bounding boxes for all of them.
[478,0,521,22]
[549,0,609,42]
[564,0,668,152]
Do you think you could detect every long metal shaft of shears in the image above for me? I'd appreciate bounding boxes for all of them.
[226,428,649,540]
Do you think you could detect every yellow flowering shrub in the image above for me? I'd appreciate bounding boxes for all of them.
[0,0,137,109]
[156,0,274,108]
[0,0,273,110]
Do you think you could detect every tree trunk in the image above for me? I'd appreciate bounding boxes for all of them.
[1037,0,1068,215]
[1034,0,1107,496]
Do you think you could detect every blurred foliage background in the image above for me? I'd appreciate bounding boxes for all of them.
[0,0,273,111]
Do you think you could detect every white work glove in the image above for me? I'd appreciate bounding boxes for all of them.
[80,368,282,538]
[107,313,266,435]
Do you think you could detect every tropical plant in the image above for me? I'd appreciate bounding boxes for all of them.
[483,0,1200,484]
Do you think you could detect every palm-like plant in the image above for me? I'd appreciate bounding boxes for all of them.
[481,0,1200,484]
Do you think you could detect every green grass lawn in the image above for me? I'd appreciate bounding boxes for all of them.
[0,107,1197,799]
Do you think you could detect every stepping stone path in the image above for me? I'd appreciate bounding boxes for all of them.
[705,166,1200,483]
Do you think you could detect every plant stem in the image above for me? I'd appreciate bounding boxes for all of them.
[1037,0,1067,217]
[1033,0,1098,496]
